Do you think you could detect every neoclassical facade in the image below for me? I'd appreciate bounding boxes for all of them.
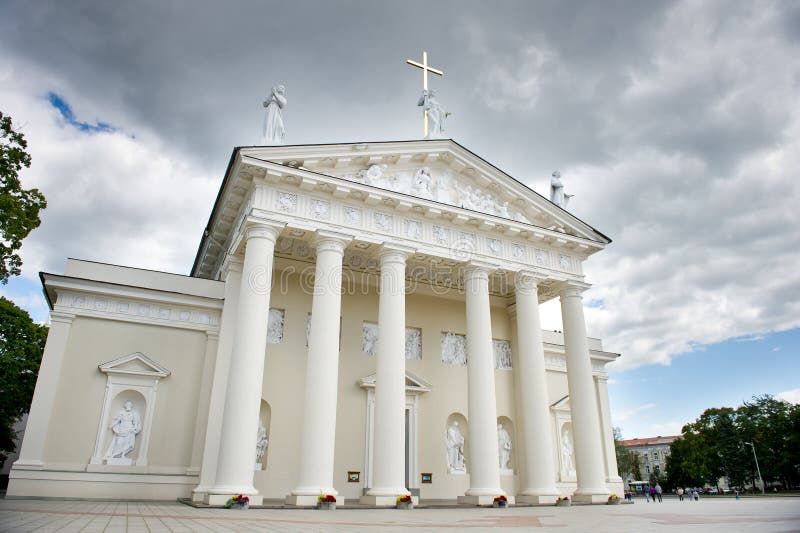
[8,140,622,505]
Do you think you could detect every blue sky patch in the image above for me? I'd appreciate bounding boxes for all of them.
[47,92,117,133]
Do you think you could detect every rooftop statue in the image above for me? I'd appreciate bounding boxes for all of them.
[262,85,287,144]
[550,171,574,208]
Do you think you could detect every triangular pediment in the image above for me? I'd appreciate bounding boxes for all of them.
[551,395,570,411]
[99,352,171,378]
[359,369,432,393]
[240,140,608,243]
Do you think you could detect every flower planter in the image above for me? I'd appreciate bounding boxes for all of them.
[231,503,249,510]
[317,502,336,510]
[607,498,621,505]
[556,500,571,507]
[397,501,414,510]
[492,501,508,508]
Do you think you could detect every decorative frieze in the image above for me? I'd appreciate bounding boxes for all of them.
[343,206,362,226]
[309,199,331,220]
[374,212,393,232]
[363,322,423,360]
[276,191,298,213]
[61,291,219,330]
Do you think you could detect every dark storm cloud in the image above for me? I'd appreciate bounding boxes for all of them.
[1,0,798,368]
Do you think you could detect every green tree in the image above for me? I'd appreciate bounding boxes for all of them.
[614,427,642,482]
[1,111,47,284]
[0,297,48,465]
[665,430,713,488]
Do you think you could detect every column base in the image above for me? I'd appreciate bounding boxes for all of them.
[285,494,346,506]
[359,494,418,507]
[204,492,263,506]
[571,492,611,504]
[516,494,557,505]
[191,488,207,503]
[458,494,515,506]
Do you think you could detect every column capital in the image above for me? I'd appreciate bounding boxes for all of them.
[558,280,592,299]
[49,310,75,325]
[463,260,497,282]
[514,270,548,296]
[377,243,414,265]
[314,230,353,254]
[243,219,284,242]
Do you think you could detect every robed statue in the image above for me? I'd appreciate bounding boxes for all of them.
[105,401,142,460]
[262,85,287,144]
[550,171,574,208]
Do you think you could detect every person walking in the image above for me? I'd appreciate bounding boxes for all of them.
[677,487,684,501]
[655,483,663,502]
[649,485,656,503]
[645,485,650,502]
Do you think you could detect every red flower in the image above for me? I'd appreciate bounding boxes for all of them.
[324,495,336,503]
[494,495,507,502]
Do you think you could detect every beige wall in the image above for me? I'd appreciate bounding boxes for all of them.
[44,317,208,469]
[252,271,538,500]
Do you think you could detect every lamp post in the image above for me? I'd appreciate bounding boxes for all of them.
[744,442,764,495]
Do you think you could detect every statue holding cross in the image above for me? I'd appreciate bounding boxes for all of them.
[407,51,450,139]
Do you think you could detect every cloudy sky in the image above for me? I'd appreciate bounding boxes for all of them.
[2,0,799,438]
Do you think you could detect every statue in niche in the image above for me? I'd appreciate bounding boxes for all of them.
[418,89,449,138]
[413,167,433,199]
[561,425,575,475]
[104,400,142,461]
[255,421,268,467]
[550,171,574,208]
[262,85,287,144]
[446,421,466,473]
[497,423,512,471]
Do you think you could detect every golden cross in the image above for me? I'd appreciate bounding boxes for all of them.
[406,50,444,137]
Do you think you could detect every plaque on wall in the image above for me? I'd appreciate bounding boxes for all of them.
[347,471,360,483]
[421,472,433,484]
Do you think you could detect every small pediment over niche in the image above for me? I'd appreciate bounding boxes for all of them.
[98,352,171,378]
[359,370,431,393]
[551,395,570,412]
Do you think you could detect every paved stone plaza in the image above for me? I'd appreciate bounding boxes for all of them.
[1,497,798,532]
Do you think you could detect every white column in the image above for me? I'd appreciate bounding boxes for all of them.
[560,282,609,503]
[9,311,74,473]
[362,246,410,506]
[513,272,559,504]
[206,222,282,506]
[459,263,508,505]
[287,232,350,505]
[193,257,242,501]
[596,374,623,485]
[188,331,220,476]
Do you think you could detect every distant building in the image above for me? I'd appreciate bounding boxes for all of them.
[620,435,679,482]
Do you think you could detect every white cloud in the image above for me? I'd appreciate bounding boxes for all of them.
[776,388,800,404]
[613,403,657,424]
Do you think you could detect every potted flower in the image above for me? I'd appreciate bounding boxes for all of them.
[607,493,620,505]
[492,495,508,508]
[556,496,571,507]
[224,494,250,510]
[317,494,337,510]
[396,494,413,510]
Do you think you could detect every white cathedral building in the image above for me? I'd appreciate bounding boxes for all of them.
[8,139,622,505]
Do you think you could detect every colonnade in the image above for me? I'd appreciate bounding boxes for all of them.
[202,221,609,506]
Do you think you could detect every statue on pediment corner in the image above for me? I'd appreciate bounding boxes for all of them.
[550,171,574,208]
[418,89,449,139]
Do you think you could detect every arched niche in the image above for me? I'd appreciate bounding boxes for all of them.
[89,352,170,467]
[256,400,271,470]
[446,412,468,475]
[497,416,515,475]
[559,421,576,482]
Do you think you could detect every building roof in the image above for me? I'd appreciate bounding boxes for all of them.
[620,435,681,447]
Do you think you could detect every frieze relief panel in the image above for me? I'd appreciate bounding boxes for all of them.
[261,184,587,276]
[60,292,220,330]
[492,339,512,370]
[362,322,423,360]
[441,332,467,365]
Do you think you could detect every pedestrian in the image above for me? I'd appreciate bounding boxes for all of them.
[645,485,650,502]
[655,483,663,502]
[677,487,684,501]
[735,489,740,500]
[649,485,656,503]
[693,489,699,501]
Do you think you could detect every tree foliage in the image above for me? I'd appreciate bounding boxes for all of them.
[664,395,800,490]
[614,426,642,481]
[0,297,48,461]
[0,111,47,284]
